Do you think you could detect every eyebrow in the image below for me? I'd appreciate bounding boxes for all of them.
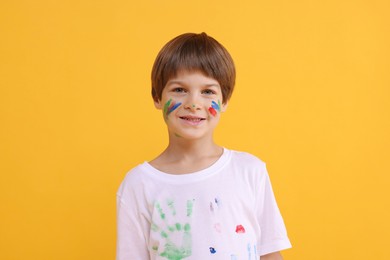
[167,80,220,88]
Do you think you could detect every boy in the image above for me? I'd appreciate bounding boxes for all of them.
[116,32,291,260]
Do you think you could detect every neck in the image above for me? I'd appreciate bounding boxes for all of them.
[163,132,222,160]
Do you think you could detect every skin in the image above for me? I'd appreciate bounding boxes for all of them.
[261,252,283,260]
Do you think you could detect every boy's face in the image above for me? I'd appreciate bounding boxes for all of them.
[154,70,228,140]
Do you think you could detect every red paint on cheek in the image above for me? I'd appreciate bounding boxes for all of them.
[209,107,217,117]
[235,225,246,234]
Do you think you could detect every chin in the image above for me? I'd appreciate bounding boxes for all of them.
[171,130,211,141]
[175,134,205,140]
[168,124,217,140]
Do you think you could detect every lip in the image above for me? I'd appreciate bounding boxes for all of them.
[179,115,206,126]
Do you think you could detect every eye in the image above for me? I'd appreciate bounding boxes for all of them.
[202,89,216,95]
[172,87,186,93]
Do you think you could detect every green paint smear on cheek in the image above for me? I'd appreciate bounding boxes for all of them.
[174,133,182,138]
[163,99,172,120]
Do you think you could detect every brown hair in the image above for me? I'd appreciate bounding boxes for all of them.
[151,32,235,104]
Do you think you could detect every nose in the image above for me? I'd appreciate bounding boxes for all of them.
[184,94,201,112]
[184,102,201,112]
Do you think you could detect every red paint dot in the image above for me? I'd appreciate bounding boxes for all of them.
[235,225,246,234]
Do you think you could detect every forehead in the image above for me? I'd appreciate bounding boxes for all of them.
[166,70,220,87]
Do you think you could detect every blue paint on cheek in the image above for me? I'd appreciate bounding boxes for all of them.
[168,102,182,114]
[209,247,216,254]
[211,100,221,112]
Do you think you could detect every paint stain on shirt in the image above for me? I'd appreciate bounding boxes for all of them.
[187,199,194,217]
[209,247,216,254]
[210,202,214,212]
[214,223,222,233]
[214,197,221,207]
[235,224,246,234]
[247,243,252,259]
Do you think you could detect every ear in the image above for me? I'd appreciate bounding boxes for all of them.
[154,99,162,110]
[221,102,228,112]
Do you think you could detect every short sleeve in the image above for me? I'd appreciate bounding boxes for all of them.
[116,182,149,260]
[256,164,292,256]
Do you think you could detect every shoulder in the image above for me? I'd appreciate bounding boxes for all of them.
[116,163,148,198]
[228,148,267,170]
[224,148,270,183]
[121,163,147,182]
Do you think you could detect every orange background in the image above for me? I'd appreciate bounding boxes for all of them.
[1,0,389,259]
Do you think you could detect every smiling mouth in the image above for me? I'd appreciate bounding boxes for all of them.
[179,116,206,122]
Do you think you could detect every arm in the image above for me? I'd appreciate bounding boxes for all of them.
[116,190,149,259]
[256,163,291,257]
[260,251,283,260]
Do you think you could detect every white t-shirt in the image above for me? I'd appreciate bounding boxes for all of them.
[116,148,291,260]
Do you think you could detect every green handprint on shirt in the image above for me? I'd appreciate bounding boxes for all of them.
[152,199,194,260]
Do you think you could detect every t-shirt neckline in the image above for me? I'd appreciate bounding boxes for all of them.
[141,147,231,183]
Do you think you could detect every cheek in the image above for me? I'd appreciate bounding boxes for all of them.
[208,100,221,117]
[164,99,182,118]
[208,107,217,117]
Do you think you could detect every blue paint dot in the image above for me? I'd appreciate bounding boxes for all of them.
[209,247,216,254]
